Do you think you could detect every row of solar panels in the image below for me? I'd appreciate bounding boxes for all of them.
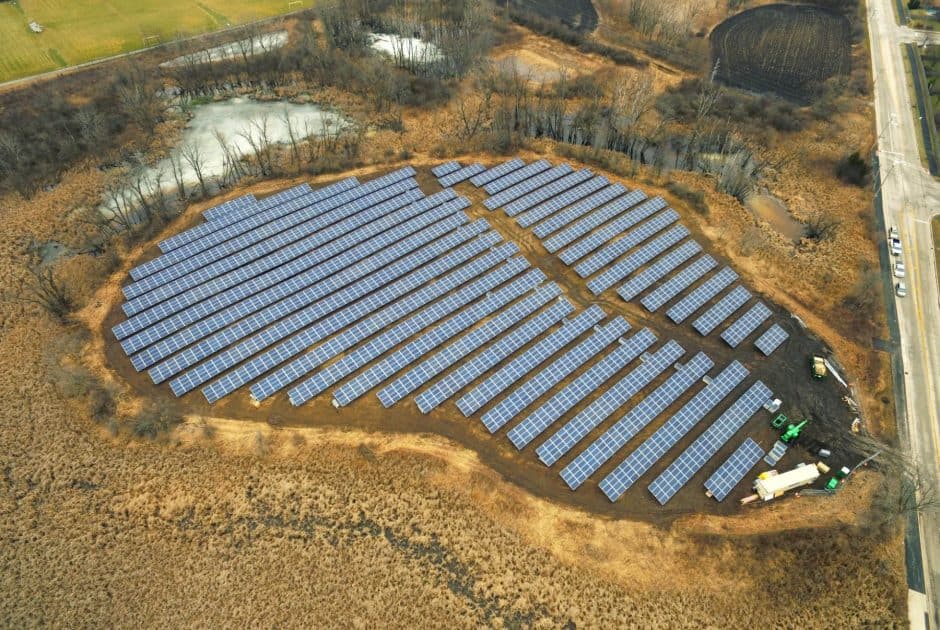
[444,158,790,356]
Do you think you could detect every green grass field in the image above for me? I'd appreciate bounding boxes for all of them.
[0,0,301,82]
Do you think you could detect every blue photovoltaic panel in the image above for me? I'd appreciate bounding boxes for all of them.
[754,324,789,356]
[542,341,691,470]
[556,197,667,264]
[470,158,526,187]
[517,176,608,229]
[162,196,258,252]
[559,352,712,489]
[597,360,747,500]
[378,283,565,407]
[483,160,549,194]
[484,164,573,211]
[249,228,501,402]
[692,286,751,336]
[543,190,649,251]
[720,302,772,348]
[327,257,530,406]
[284,240,516,405]
[506,327,657,450]
[573,211,680,278]
[455,305,605,417]
[431,161,461,177]
[586,226,691,295]
[616,241,702,302]
[640,255,717,312]
[438,163,486,187]
[666,267,738,324]
[200,194,258,223]
[703,438,764,501]
[480,317,631,434]
[334,268,545,406]
[202,183,315,225]
[414,298,574,413]
[647,380,773,505]
[502,169,593,217]
[530,182,622,238]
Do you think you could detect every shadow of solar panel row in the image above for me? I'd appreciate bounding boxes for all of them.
[470,158,526,187]
[692,286,751,336]
[703,438,764,501]
[666,267,738,324]
[502,169,593,217]
[379,282,564,407]
[250,227,504,402]
[586,225,691,295]
[483,159,549,194]
[720,301,771,347]
[640,255,717,312]
[138,179,358,279]
[484,164,573,211]
[543,188,639,250]
[326,255,528,406]
[598,360,747,500]
[481,316,631,433]
[200,194,260,223]
[562,350,714,490]
[616,241,702,302]
[121,190,461,355]
[415,297,574,413]
[431,161,461,177]
[122,177,420,304]
[648,380,773,505]
[754,323,789,356]
[456,305,605,416]
[516,176,608,229]
[561,200,672,268]
[531,183,627,239]
[543,340,688,469]
[438,163,485,187]
[196,213,478,403]
[161,206,470,394]
[161,195,259,252]
[507,327,657,450]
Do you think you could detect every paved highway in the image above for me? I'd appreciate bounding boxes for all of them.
[868,0,940,627]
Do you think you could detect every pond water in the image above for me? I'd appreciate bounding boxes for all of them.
[745,194,805,243]
[369,33,443,63]
[160,31,288,68]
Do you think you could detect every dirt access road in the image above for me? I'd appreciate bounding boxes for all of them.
[868,0,940,626]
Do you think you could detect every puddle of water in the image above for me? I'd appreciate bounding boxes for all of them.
[35,241,72,264]
[160,31,288,68]
[369,33,443,64]
[745,194,805,243]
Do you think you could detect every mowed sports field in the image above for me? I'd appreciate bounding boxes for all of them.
[0,0,297,82]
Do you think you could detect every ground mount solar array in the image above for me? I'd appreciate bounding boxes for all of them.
[112,158,802,507]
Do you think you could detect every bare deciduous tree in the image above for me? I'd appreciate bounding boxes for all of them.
[179,142,208,197]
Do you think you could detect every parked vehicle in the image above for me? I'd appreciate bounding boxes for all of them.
[890,237,903,256]
[896,281,907,297]
[889,225,900,240]
[894,260,906,278]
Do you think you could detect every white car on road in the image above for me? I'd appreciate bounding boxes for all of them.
[894,260,906,278]
[890,237,903,256]
[896,281,907,298]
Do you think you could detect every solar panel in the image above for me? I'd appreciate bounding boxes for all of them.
[666,267,738,324]
[334,268,545,406]
[470,158,526,187]
[431,161,461,177]
[438,163,486,187]
[692,286,751,336]
[616,241,702,302]
[163,195,266,251]
[530,182,623,238]
[414,298,574,413]
[506,327,656,449]
[704,438,764,501]
[720,302,772,347]
[585,226,691,294]
[200,194,259,223]
[597,361,747,499]
[647,380,773,505]
[379,283,565,407]
[286,240,516,405]
[557,197,669,265]
[542,190,649,251]
[517,176,608,229]
[483,160,550,194]
[542,341,691,469]
[480,317,631,433]
[484,164,573,210]
[754,324,789,356]
[573,211,680,278]
[640,255,717,312]
[502,169,594,217]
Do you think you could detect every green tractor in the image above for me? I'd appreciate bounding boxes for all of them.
[781,419,809,444]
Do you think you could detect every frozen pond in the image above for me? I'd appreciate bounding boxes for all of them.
[369,33,443,64]
[160,31,288,68]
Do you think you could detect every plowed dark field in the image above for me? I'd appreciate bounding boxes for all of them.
[710,3,851,103]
